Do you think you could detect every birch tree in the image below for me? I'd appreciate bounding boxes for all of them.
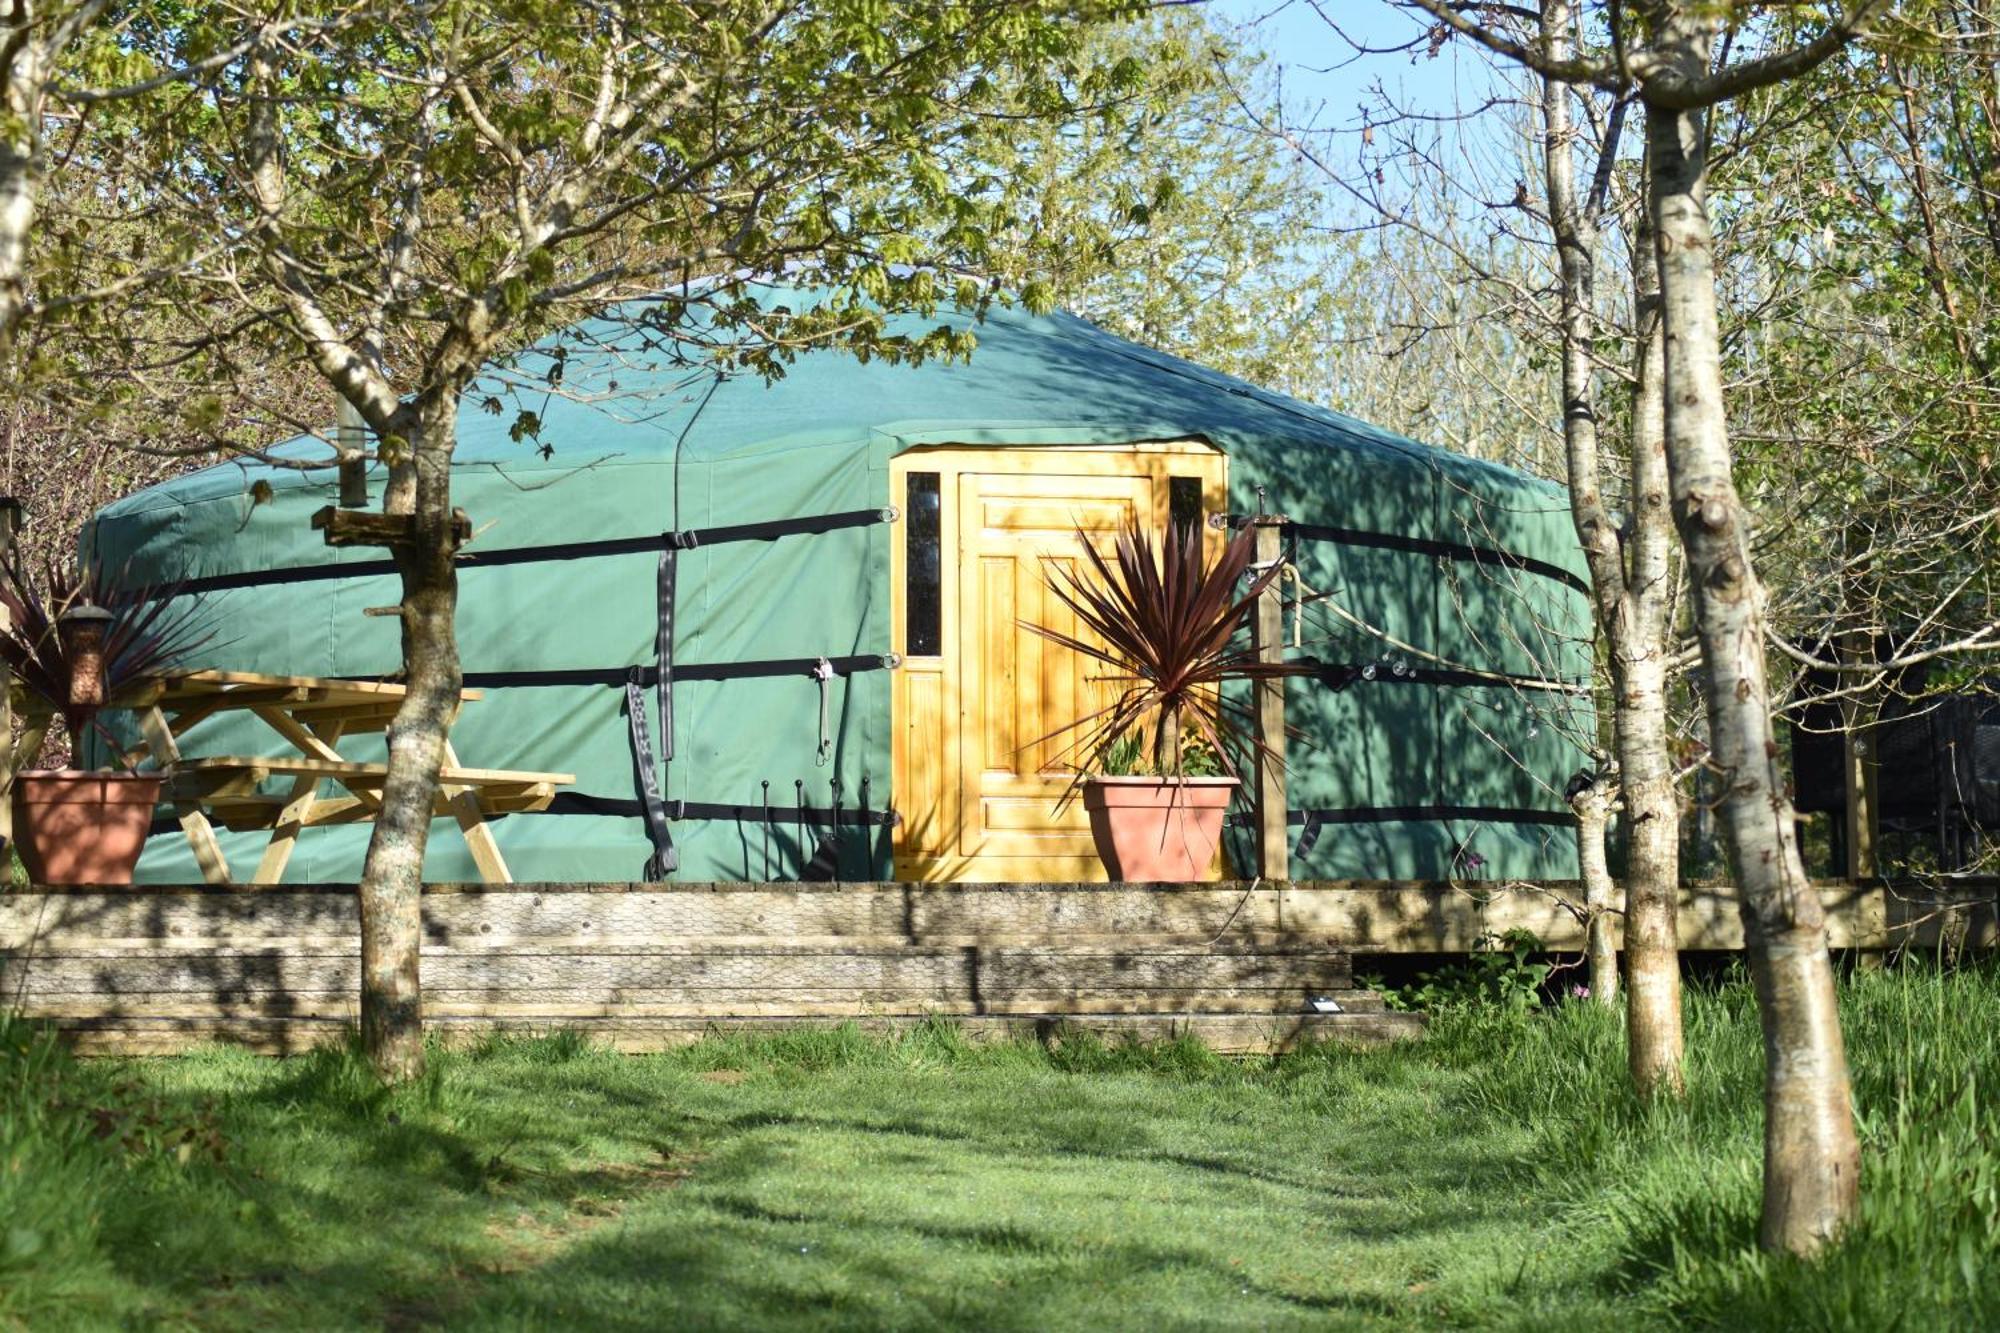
[142,0,1124,1083]
[1535,0,1683,1090]
[0,0,91,351]
[1249,5,1686,1059]
[1395,0,1888,1254]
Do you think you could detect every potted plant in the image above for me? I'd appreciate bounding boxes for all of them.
[1026,515,1301,882]
[1,555,214,884]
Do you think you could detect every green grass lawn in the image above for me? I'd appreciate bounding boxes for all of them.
[3,965,1996,1331]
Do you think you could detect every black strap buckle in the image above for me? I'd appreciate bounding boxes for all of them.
[624,673,676,878]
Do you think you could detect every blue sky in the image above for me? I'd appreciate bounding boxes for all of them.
[1205,0,1522,210]
[1210,1,1507,123]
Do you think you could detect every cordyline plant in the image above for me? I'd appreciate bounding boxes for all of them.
[0,555,215,749]
[1025,516,1304,807]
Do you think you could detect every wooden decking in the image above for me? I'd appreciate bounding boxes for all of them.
[1,878,1990,1057]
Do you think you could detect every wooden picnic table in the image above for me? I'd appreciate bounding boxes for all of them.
[15,670,573,886]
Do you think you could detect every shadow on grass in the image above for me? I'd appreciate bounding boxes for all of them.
[431,1184,1434,1332]
[63,1027,1554,1330]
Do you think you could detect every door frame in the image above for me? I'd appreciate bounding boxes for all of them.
[889,441,1229,882]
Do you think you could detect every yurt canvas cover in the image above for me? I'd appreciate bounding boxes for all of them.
[88,290,1594,884]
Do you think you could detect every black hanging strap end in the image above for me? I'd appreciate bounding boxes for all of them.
[1295,812,1325,859]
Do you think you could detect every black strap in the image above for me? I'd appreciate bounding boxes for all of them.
[147,794,900,841]
[163,507,897,596]
[1296,811,1325,858]
[1230,805,1577,833]
[624,675,676,877]
[657,546,677,761]
[1224,516,1590,597]
[1300,657,1590,694]
[458,654,899,689]
[544,792,898,826]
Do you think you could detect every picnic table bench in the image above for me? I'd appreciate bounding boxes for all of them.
[18,670,572,886]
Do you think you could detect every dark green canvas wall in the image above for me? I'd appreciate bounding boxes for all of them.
[88,289,1591,883]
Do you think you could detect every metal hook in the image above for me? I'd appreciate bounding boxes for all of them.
[812,657,835,767]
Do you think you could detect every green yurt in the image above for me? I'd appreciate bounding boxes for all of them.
[88,287,1594,884]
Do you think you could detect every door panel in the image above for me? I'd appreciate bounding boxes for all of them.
[892,444,1227,882]
[958,469,1151,870]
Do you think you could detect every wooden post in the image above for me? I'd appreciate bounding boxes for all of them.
[440,740,512,884]
[0,496,20,853]
[1251,514,1289,881]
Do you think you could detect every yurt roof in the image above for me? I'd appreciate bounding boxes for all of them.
[100,286,1547,519]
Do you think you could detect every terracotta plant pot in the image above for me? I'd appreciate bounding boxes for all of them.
[1082,775,1238,882]
[10,770,164,885]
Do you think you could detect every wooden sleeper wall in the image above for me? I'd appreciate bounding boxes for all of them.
[0,882,1403,1056]
[2,879,1986,1057]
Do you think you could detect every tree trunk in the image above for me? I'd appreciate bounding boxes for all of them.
[1837,629,1878,880]
[1538,6,1676,1064]
[1621,210,1685,1096]
[1620,652,1684,1092]
[356,390,463,1083]
[1646,91,1859,1255]
[1572,776,1619,1005]
[0,46,44,351]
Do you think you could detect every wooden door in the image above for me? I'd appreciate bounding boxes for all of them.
[891,444,1227,882]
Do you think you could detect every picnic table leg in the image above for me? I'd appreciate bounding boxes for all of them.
[137,705,232,886]
[255,721,346,884]
[440,740,511,883]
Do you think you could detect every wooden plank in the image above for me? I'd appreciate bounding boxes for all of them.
[41,1009,1421,1058]
[176,685,314,708]
[248,708,382,816]
[250,705,357,767]
[0,931,1356,954]
[312,504,471,549]
[1,945,1353,991]
[170,767,272,800]
[1252,514,1290,881]
[10,876,1989,1063]
[114,668,479,702]
[253,777,323,881]
[119,696,230,767]
[250,700,404,730]
[441,740,511,883]
[200,788,551,832]
[3,881,1983,949]
[172,755,573,787]
[254,720,347,883]
[6,995,1373,1021]
[2,970,1355,1008]
[137,705,232,885]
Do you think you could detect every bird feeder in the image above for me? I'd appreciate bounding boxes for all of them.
[58,602,114,711]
